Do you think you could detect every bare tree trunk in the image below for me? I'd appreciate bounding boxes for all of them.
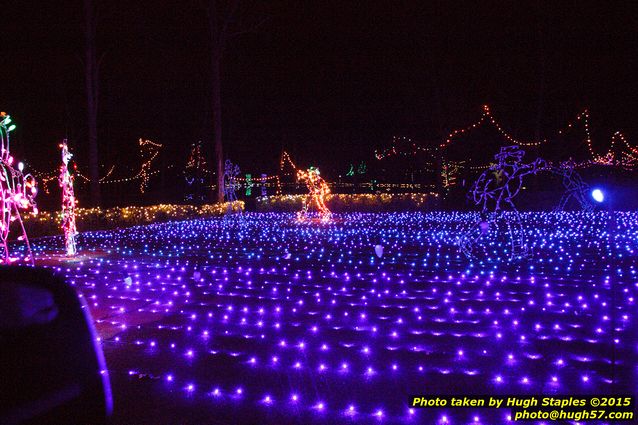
[209,0,225,203]
[429,58,445,203]
[533,11,545,191]
[535,23,545,142]
[85,0,101,206]
[212,51,224,203]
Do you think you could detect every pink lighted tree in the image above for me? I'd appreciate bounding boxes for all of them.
[0,112,38,264]
[59,140,78,256]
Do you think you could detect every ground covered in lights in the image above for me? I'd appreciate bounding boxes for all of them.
[28,211,637,424]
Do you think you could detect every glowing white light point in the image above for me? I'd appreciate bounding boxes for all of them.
[591,189,604,203]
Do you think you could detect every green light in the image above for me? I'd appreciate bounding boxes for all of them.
[357,161,367,175]
[3,116,11,125]
[7,124,16,132]
[245,174,253,196]
[346,164,354,176]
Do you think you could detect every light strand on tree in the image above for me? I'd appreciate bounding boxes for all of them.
[99,165,115,182]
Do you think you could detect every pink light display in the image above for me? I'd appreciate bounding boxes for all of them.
[0,112,38,264]
[59,140,78,256]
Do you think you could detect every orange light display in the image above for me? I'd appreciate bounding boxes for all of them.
[296,167,331,222]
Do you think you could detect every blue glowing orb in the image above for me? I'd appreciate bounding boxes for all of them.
[591,189,604,203]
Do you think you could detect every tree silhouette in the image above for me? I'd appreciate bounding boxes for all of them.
[206,0,268,202]
[84,0,100,206]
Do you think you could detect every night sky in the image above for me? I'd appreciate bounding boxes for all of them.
[1,1,636,179]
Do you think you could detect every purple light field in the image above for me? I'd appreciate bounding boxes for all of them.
[25,211,637,424]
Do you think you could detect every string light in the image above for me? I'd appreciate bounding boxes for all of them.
[19,107,638,200]
[443,105,638,170]
[357,161,367,175]
[73,154,174,186]
[99,165,116,182]
[34,171,57,194]
[275,151,298,195]
[554,109,635,166]
[557,109,593,156]
[185,141,207,171]
[138,138,163,193]
[23,202,244,233]
[236,174,278,183]
[375,136,434,160]
[279,151,297,174]
[442,105,548,149]
[256,193,437,212]
[346,164,354,176]
[75,170,91,183]
[441,160,465,189]
[59,140,78,256]
[593,131,638,168]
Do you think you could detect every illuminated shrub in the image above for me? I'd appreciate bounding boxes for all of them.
[256,193,437,213]
[23,201,244,237]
